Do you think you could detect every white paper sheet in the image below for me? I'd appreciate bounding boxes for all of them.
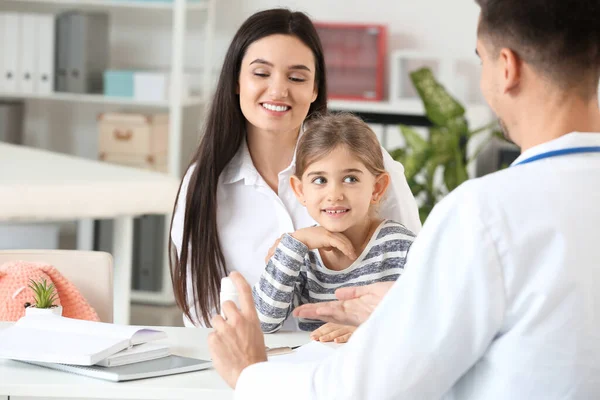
[268,341,342,364]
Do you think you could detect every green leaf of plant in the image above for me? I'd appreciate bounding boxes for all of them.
[424,158,439,195]
[388,148,406,163]
[410,183,426,196]
[403,150,430,181]
[410,67,465,126]
[444,151,469,192]
[429,127,456,165]
[399,124,428,153]
[446,116,469,139]
[468,121,499,138]
[28,278,58,309]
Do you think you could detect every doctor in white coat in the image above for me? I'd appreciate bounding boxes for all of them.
[208,0,600,398]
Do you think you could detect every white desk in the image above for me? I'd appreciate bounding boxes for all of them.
[0,323,312,399]
[0,143,181,325]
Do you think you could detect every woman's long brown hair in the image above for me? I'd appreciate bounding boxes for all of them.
[169,9,328,326]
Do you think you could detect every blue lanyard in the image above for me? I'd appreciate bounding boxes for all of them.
[512,146,600,167]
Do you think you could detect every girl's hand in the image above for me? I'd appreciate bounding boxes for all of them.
[310,322,356,343]
[291,227,357,260]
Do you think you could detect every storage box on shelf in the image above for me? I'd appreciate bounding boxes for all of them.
[98,112,168,172]
[315,22,387,101]
[104,69,193,102]
[104,70,135,98]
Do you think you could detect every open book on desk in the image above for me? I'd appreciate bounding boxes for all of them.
[0,315,167,366]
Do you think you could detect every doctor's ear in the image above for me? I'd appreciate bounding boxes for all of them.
[290,175,306,205]
[499,47,522,93]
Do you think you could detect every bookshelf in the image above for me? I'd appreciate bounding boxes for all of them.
[0,91,205,107]
[0,0,217,308]
[2,0,210,11]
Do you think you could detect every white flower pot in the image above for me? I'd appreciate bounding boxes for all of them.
[25,305,63,317]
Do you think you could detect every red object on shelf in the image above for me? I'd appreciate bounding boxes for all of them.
[315,22,387,102]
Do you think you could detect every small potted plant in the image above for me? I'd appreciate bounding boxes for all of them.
[24,278,63,317]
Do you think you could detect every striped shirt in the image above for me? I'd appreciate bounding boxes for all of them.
[252,220,416,332]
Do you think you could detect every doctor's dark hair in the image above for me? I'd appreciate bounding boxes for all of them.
[169,8,328,327]
[295,113,386,179]
[475,0,600,97]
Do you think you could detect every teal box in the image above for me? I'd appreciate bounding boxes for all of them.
[103,70,135,97]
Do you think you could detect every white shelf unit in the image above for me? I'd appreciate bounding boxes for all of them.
[0,0,217,307]
[0,91,205,107]
[3,0,210,11]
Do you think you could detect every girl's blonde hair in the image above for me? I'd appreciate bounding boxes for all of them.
[295,113,385,178]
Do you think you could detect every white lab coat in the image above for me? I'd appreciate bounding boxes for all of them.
[236,132,600,399]
[171,138,421,327]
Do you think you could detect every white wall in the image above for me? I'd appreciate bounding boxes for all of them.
[241,0,481,58]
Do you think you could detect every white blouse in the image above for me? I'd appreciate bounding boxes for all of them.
[171,139,421,327]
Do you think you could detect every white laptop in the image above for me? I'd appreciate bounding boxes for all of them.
[24,355,212,382]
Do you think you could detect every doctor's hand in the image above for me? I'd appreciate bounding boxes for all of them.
[293,281,395,326]
[208,272,267,389]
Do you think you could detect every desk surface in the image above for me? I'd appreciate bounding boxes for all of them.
[0,143,180,221]
[0,323,311,400]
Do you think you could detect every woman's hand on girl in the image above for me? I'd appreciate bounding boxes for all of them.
[311,322,357,343]
[291,227,357,260]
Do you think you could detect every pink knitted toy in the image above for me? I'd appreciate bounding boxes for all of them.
[0,260,100,322]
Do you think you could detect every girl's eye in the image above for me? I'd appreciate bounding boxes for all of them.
[312,177,326,185]
[343,175,358,183]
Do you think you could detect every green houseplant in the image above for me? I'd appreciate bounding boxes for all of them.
[390,67,503,222]
[25,278,63,316]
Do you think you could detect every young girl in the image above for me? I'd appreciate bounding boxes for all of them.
[253,113,416,342]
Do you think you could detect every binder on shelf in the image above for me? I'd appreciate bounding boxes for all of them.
[66,12,109,94]
[1,13,21,93]
[36,14,56,94]
[133,215,165,292]
[0,14,4,92]
[0,102,24,144]
[55,12,72,92]
[19,13,38,94]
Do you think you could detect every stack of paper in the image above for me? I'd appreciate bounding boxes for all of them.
[96,342,170,367]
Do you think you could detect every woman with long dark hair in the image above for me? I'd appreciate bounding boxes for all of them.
[170,8,420,328]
